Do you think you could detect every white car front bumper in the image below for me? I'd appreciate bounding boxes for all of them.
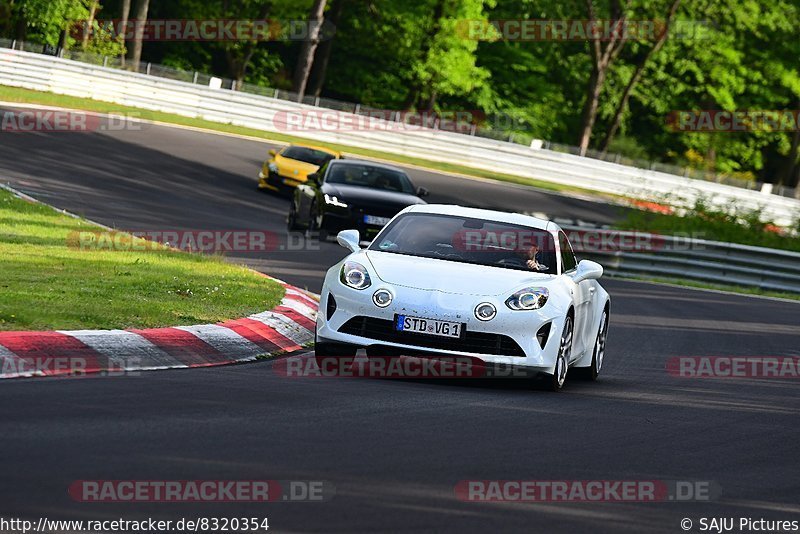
[317,267,569,373]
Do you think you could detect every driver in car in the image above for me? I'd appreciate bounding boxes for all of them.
[523,243,547,271]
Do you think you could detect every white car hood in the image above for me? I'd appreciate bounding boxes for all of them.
[365,250,551,296]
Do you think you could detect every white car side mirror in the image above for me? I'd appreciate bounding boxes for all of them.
[337,229,361,253]
[572,259,603,284]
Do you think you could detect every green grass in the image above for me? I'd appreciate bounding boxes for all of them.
[0,85,604,197]
[0,189,284,331]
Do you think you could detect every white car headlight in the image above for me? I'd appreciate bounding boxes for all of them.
[506,287,549,310]
[372,289,393,307]
[325,194,348,208]
[474,302,497,321]
[340,261,371,290]
[268,162,279,173]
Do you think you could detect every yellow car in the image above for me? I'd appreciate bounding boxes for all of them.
[258,144,341,193]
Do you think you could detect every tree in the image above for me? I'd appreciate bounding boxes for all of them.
[127,0,149,70]
[81,0,99,49]
[577,0,629,156]
[19,0,92,48]
[405,0,494,111]
[307,0,347,97]
[292,0,326,100]
[598,0,681,152]
[119,0,130,64]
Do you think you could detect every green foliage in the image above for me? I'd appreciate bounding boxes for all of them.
[82,19,125,57]
[20,0,90,47]
[2,0,799,188]
[618,196,800,252]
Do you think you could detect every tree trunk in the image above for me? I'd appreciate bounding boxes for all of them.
[599,0,681,152]
[577,0,629,156]
[226,43,257,90]
[292,0,327,101]
[127,0,149,71]
[307,0,346,98]
[222,3,271,90]
[782,108,800,188]
[119,0,131,66]
[578,67,606,156]
[402,0,445,111]
[82,0,99,49]
[14,6,26,45]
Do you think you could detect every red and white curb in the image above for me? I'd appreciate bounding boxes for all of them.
[0,282,319,379]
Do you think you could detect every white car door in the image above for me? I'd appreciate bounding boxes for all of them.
[559,231,592,361]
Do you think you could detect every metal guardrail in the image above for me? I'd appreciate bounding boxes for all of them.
[561,225,800,294]
[0,47,799,227]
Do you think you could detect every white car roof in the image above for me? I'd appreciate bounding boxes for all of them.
[401,204,557,232]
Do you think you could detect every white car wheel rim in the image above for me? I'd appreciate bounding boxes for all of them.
[595,311,607,373]
[557,317,572,387]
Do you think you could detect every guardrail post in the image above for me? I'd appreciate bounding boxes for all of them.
[103,56,108,68]
[354,103,360,114]
[314,96,320,107]
[192,71,198,84]
[10,40,15,50]
[146,62,151,75]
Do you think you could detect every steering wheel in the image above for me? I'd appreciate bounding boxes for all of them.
[496,258,525,267]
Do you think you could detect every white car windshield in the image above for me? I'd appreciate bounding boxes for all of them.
[369,213,558,274]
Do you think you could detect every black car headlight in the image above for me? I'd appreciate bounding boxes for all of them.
[506,287,549,310]
[340,261,371,289]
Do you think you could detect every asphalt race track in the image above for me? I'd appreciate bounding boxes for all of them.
[1,108,799,533]
[0,105,629,291]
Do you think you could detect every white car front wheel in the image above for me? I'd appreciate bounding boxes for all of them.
[546,315,573,391]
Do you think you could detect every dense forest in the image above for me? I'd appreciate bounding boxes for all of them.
[2,0,799,189]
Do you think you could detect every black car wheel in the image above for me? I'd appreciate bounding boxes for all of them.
[310,201,330,241]
[287,200,300,231]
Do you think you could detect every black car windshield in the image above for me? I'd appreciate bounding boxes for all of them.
[369,213,558,274]
[326,163,415,194]
[281,146,335,166]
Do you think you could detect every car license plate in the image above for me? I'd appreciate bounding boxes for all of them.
[396,315,462,338]
[364,214,391,226]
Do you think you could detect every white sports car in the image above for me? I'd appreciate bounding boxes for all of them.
[315,204,610,390]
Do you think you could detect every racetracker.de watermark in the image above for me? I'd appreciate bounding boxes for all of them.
[455,480,720,502]
[66,230,320,254]
[456,19,710,41]
[1,356,141,378]
[72,19,335,42]
[68,480,334,502]
[667,110,800,132]
[451,228,703,254]
[666,356,800,379]
[275,355,531,379]
[273,109,486,134]
[0,110,147,133]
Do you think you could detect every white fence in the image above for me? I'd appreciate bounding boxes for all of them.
[1,47,799,227]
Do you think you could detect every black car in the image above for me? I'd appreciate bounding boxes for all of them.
[287,160,429,240]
